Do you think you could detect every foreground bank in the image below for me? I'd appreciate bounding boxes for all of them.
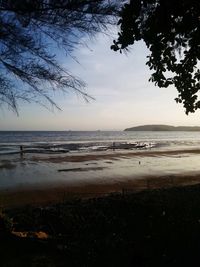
[1,183,200,266]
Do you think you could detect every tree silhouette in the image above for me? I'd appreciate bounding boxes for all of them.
[0,0,120,113]
[111,0,200,114]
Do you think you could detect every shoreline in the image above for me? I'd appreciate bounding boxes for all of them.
[2,172,200,208]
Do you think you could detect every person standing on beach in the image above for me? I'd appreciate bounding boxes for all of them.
[113,142,116,151]
[20,145,23,157]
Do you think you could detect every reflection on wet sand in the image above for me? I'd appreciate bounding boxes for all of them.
[0,160,16,169]
[58,166,107,172]
[1,147,200,208]
[31,148,200,163]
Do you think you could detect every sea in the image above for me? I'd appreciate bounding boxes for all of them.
[1,131,200,191]
[1,130,200,155]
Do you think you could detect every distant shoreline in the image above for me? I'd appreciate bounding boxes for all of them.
[124,124,200,131]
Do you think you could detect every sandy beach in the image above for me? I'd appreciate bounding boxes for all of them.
[2,171,200,208]
[2,134,200,266]
[2,148,200,207]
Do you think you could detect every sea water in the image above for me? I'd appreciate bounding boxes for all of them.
[1,130,200,155]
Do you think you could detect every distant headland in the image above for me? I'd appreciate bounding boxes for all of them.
[124,124,200,131]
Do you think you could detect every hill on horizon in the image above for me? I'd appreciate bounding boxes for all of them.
[124,124,200,131]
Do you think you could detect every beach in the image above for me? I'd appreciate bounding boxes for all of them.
[1,130,200,207]
[2,132,200,265]
[1,149,200,207]
[1,173,200,208]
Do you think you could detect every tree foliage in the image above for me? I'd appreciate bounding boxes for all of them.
[112,0,200,114]
[0,0,120,113]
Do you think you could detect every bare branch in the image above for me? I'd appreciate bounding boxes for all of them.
[0,0,121,113]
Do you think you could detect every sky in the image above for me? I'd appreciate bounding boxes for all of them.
[1,30,200,131]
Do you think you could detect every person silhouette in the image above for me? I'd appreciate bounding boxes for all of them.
[20,145,24,158]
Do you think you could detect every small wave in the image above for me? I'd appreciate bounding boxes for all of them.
[0,141,160,155]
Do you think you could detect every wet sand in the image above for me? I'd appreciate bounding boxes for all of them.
[1,172,200,208]
[2,148,200,208]
[31,148,200,163]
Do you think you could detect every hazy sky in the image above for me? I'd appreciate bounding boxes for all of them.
[1,30,200,131]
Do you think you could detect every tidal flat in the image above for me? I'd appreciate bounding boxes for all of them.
[1,149,200,207]
[1,146,200,266]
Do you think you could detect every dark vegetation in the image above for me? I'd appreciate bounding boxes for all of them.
[2,0,200,114]
[124,124,200,131]
[2,184,200,266]
[112,0,200,114]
